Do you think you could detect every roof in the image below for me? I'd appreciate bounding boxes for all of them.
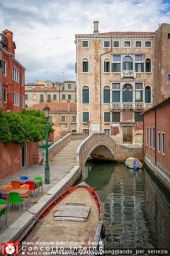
[99,31,154,36]
[143,97,170,115]
[29,102,77,113]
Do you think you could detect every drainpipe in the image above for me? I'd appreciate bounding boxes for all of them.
[99,37,113,133]
[154,108,157,165]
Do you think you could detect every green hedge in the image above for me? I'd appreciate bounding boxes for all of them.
[0,109,53,145]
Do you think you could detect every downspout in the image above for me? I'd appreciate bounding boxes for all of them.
[99,37,113,133]
[154,108,157,165]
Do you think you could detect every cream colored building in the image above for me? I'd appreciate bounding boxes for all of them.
[75,21,154,144]
[25,80,76,108]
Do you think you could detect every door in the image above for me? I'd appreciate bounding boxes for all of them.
[123,126,133,143]
[22,144,26,167]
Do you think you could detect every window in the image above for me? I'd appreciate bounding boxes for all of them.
[112,83,120,102]
[112,55,121,72]
[103,86,110,103]
[149,128,152,147]
[104,112,110,122]
[135,55,144,72]
[145,58,151,72]
[123,56,133,71]
[135,83,143,102]
[145,86,151,103]
[158,132,161,153]
[162,133,165,155]
[47,95,51,102]
[62,94,65,100]
[72,115,76,123]
[3,88,7,102]
[168,33,170,39]
[168,75,170,81]
[82,58,88,72]
[61,115,66,123]
[3,60,6,75]
[112,112,120,122]
[82,40,88,47]
[146,128,149,146]
[53,94,57,100]
[82,86,89,103]
[152,127,155,149]
[104,41,110,48]
[83,112,89,123]
[68,84,71,89]
[134,112,143,122]
[104,129,110,135]
[122,84,133,102]
[124,41,130,47]
[136,41,141,47]
[25,94,28,100]
[68,94,71,100]
[113,41,119,47]
[104,59,110,72]
[13,92,20,106]
[145,41,151,47]
[40,94,44,102]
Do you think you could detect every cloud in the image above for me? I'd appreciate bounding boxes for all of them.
[0,0,170,82]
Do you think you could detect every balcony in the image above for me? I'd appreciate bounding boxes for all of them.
[135,102,145,110]
[111,102,145,110]
[121,70,136,79]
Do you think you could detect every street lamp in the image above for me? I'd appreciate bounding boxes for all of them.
[43,104,50,184]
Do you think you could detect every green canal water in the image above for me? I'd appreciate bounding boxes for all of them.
[82,162,170,250]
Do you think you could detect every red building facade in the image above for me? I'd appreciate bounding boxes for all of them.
[0,29,25,111]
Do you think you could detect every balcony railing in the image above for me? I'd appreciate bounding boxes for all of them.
[121,70,136,79]
[111,102,145,110]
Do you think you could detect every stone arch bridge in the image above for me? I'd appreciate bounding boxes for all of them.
[49,133,143,170]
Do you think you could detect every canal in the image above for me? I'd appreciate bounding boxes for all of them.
[82,162,170,250]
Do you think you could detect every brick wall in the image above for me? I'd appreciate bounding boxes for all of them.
[0,141,38,178]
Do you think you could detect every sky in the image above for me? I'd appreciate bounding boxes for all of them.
[0,0,170,83]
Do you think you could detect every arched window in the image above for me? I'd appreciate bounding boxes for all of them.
[104,58,110,72]
[145,86,151,103]
[123,56,133,71]
[103,86,110,103]
[145,58,151,72]
[122,84,133,102]
[82,86,89,103]
[82,58,88,72]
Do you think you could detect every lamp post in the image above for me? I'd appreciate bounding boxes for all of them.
[43,104,50,184]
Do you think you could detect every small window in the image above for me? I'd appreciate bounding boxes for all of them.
[82,58,88,72]
[104,59,110,72]
[61,115,66,123]
[162,133,165,155]
[158,132,161,153]
[113,41,119,47]
[104,41,110,48]
[149,128,152,147]
[112,83,120,90]
[104,129,110,135]
[135,55,143,61]
[112,112,120,122]
[152,127,155,149]
[168,74,170,81]
[124,41,130,47]
[40,94,44,102]
[25,94,28,100]
[72,115,76,123]
[82,87,89,103]
[145,58,151,72]
[47,95,51,102]
[145,86,151,103]
[103,86,110,103]
[168,33,170,39]
[113,55,121,61]
[62,94,65,100]
[68,94,71,100]
[112,63,120,72]
[53,94,57,100]
[134,112,143,122]
[3,60,7,75]
[146,128,149,146]
[82,40,88,47]
[83,112,89,123]
[3,88,7,102]
[136,41,141,47]
[104,112,110,122]
[68,84,71,89]
[145,41,151,47]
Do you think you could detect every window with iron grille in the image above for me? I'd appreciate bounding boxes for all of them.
[112,112,120,122]
[104,112,110,122]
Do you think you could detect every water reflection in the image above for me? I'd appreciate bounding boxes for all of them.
[82,161,170,249]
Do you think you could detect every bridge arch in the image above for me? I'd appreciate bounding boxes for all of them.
[76,133,116,169]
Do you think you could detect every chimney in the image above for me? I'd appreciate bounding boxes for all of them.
[93,21,99,34]
[3,29,15,55]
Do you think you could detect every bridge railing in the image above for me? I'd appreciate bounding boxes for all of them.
[48,133,86,160]
[76,133,116,168]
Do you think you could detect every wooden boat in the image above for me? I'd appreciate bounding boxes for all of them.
[125,157,143,169]
[26,183,105,255]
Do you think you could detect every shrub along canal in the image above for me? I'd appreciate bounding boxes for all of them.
[82,162,170,250]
